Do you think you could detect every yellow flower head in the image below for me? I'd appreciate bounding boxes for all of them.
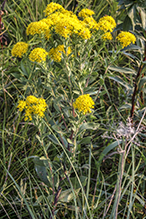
[52,13,82,38]
[17,100,26,112]
[48,45,72,62]
[17,95,47,121]
[102,32,113,40]
[44,2,64,16]
[96,16,116,32]
[73,94,95,115]
[116,31,136,48]
[29,48,48,63]
[45,9,91,39]
[83,17,98,29]
[26,21,49,36]
[78,27,91,39]
[78,9,95,18]
[55,20,72,38]
[26,95,38,105]
[11,42,29,58]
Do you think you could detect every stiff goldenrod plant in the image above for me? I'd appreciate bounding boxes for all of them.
[2,0,146,218]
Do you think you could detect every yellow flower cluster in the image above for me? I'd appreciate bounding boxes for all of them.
[73,94,95,115]
[94,15,116,41]
[102,32,113,40]
[48,45,72,62]
[82,17,98,30]
[26,21,48,35]
[78,28,91,39]
[26,3,94,40]
[12,5,117,63]
[26,20,53,39]
[116,31,136,48]
[11,42,29,58]
[29,48,48,63]
[78,9,95,18]
[50,10,91,39]
[25,3,117,42]
[43,2,64,16]
[17,95,47,121]
[96,16,116,32]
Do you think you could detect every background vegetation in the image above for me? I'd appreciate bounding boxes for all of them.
[0,0,146,218]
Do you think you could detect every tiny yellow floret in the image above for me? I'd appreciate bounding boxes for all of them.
[73,94,95,115]
[11,42,29,58]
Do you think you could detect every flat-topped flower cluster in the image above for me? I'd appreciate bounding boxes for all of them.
[17,95,47,121]
[11,2,136,63]
[73,94,95,115]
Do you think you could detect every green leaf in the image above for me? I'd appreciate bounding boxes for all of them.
[32,156,50,185]
[52,124,62,134]
[109,66,136,74]
[122,45,142,51]
[47,188,80,204]
[97,140,123,168]
[58,188,80,203]
[78,136,92,145]
[79,122,100,133]
[119,103,131,110]
[11,73,21,80]
[122,52,140,62]
[70,176,87,189]
[138,76,146,90]
[127,5,137,29]
[139,7,146,30]
[123,15,132,31]
[108,75,132,89]
[48,134,59,145]
[20,62,29,77]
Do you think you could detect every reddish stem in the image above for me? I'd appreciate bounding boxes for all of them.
[130,42,146,119]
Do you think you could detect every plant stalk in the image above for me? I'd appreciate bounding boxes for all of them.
[130,41,146,119]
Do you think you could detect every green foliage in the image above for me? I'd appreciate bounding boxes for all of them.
[0,0,146,218]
